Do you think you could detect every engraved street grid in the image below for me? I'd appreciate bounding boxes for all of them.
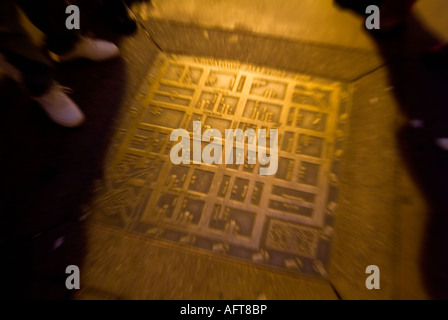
[87,54,351,278]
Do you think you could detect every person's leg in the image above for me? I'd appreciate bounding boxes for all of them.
[0,0,85,127]
[379,0,417,30]
[103,0,138,35]
[16,0,120,62]
[15,0,80,55]
[0,0,54,96]
[380,0,417,17]
[335,0,416,31]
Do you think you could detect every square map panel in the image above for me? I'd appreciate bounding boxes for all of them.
[87,54,352,279]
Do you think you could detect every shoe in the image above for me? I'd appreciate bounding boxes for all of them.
[436,138,448,151]
[33,83,85,128]
[409,119,425,129]
[53,37,120,63]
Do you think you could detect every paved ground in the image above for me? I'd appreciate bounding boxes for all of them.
[143,0,448,50]
[1,0,447,300]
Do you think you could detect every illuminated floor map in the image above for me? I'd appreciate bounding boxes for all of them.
[88,54,352,278]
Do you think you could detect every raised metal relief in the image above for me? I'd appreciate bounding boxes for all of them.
[87,54,351,278]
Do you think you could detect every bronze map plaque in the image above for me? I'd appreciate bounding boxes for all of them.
[88,54,352,278]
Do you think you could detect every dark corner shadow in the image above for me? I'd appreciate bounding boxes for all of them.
[374,14,448,300]
[336,0,448,299]
[0,10,130,300]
